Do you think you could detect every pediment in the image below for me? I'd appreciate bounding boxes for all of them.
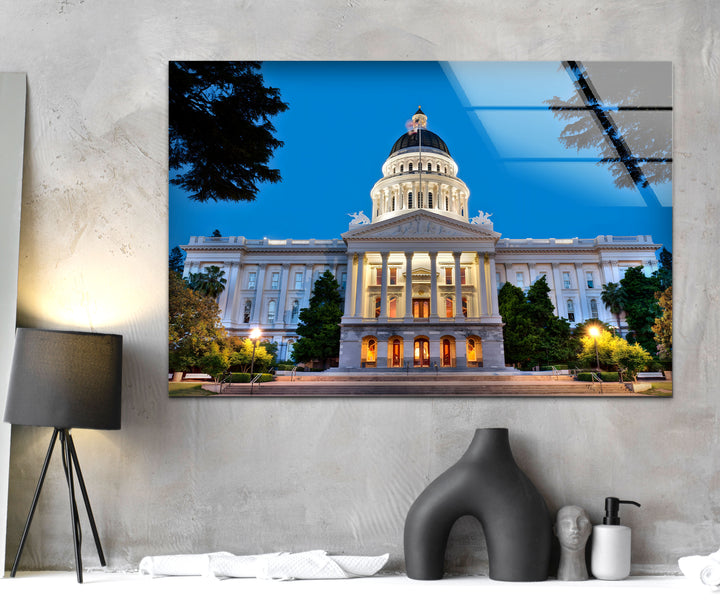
[342,210,500,242]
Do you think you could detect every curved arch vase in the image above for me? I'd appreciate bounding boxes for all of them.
[404,428,551,581]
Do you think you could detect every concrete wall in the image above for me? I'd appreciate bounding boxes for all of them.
[2,1,719,574]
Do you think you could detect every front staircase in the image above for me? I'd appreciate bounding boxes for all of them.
[220,371,633,397]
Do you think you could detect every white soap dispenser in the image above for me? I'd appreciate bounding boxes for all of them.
[590,497,641,580]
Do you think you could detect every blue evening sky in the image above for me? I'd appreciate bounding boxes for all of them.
[169,61,672,254]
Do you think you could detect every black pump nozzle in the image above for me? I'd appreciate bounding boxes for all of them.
[603,497,641,525]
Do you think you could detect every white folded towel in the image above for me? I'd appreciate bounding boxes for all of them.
[139,550,389,581]
[678,546,720,589]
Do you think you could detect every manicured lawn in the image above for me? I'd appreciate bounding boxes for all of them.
[168,383,217,397]
[637,381,673,396]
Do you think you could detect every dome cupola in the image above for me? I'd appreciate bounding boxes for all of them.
[369,108,470,223]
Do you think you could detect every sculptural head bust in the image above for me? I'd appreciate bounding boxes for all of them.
[556,505,592,552]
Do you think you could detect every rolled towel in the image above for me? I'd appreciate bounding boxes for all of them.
[678,547,720,589]
[139,552,233,577]
[141,550,389,580]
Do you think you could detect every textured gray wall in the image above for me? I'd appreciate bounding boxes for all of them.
[2,1,719,575]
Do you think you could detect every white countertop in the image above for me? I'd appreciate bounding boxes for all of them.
[2,571,717,602]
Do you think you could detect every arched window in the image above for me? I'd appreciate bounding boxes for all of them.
[400,164,404,173]
[393,166,396,174]
[243,300,252,323]
[445,196,449,210]
[409,162,413,171]
[427,162,432,171]
[436,163,441,172]
[567,299,575,322]
[267,300,277,323]
[590,298,598,319]
[367,338,377,363]
[408,191,413,208]
[291,299,300,321]
[467,338,476,362]
[444,166,448,174]
[428,191,433,208]
[391,337,402,367]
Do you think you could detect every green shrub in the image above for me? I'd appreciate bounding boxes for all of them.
[228,373,274,383]
[275,363,296,371]
[577,372,619,382]
[540,364,569,371]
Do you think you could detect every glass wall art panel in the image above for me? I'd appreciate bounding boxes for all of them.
[168,61,672,398]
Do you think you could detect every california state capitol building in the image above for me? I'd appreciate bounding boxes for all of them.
[181,108,660,370]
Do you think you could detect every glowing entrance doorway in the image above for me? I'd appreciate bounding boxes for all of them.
[414,337,430,367]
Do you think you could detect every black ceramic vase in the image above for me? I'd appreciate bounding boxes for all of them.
[403,428,551,581]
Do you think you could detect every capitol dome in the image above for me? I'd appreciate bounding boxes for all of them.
[370,108,470,223]
[389,129,451,157]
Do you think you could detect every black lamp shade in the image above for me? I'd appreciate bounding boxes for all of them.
[4,328,122,430]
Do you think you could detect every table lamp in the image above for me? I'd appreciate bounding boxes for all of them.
[4,328,122,583]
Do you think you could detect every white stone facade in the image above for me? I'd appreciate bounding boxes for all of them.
[181,109,660,368]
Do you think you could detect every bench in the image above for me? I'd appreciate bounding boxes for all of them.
[183,373,213,381]
[636,371,665,380]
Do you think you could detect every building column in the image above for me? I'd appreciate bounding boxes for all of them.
[574,262,587,322]
[379,251,389,318]
[354,252,365,318]
[344,253,356,317]
[223,261,241,323]
[251,264,267,324]
[488,254,500,316]
[551,262,563,314]
[529,262,537,284]
[277,263,290,325]
[405,251,413,320]
[478,252,488,317]
[302,263,314,309]
[453,251,463,319]
[430,251,438,318]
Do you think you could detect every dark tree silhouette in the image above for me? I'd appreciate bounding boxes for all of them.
[291,270,343,369]
[170,61,288,203]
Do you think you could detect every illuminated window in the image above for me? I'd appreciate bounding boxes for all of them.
[461,267,467,285]
[389,267,397,285]
[467,338,477,362]
[391,338,402,367]
[445,297,454,318]
[444,267,453,285]
[567,299,575,322]
[388,296,397,318]
[462,296,468,317]
[367,339,377,362]
[375,296,381,317]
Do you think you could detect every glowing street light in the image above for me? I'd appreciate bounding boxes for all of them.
[589,326,601,371]
[249,328,262,377]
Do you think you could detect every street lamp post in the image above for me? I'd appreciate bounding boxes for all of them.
[249,327,261,377]
[589,326,601,371]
